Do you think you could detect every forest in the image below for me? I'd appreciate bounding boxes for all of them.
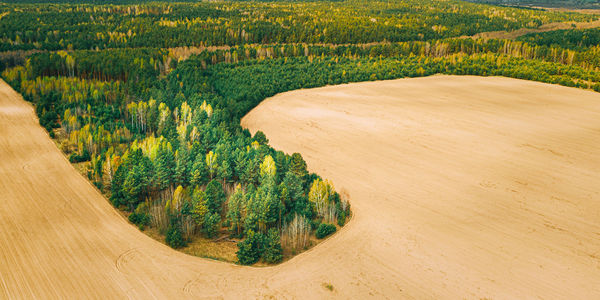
[2,0,600,265]
[517,28,600,50]
[0,0,595,52]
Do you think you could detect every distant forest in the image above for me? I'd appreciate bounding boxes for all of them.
[7,0,599,7]
[466,0,600,9]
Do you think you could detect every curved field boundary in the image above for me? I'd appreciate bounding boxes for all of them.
[2,76,600,298]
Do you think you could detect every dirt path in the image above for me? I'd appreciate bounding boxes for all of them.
[2,76,600,298]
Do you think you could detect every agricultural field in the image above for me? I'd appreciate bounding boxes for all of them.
[1,0,600,298]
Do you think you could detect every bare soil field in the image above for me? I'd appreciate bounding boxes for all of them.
[2,76,600,298]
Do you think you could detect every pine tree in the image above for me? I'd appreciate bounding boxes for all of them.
[236,229,264,265]
[253,130,269,145]
[122,150,153,210]
[218,159,233,183]
[227,184,245,237]
[154,144,175,192]
[204,179,226,215]
[263,228,283,264]
[252,176,280,233]
[274,151,288,182]
[241,158,260,185]
[282,172,304,202]
[191,154,209,187]
[174,147,191,187]
[202,212,220,238]
[289,153,308,182]
[191,187,208,227]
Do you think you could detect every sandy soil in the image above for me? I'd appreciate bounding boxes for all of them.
[242,75,600,298]
[2,76,600,299]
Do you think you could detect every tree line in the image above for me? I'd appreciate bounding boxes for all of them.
[0,0,594,52]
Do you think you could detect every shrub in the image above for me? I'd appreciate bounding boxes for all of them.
[315,223,336,239]
[166,224,186,249]
[93,180,103,191]
[237,228,284,265]
[337,212,346,227]
[39,111,58,132]
[128,211,150,230]
[237,230,265,265]
[68,149,90,163]
[311,219,321,231]
[263,228,283,264]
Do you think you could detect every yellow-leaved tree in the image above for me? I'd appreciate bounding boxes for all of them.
[309,178,336,222]
[206,151,217,179]
[259,155,276,178]
[166,185,184,215]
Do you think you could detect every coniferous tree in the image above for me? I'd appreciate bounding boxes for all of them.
[204,179,226,215]
[190,154,209,187]
[154,144,175,192]
[227,185,245,237]
[289,153,308,183]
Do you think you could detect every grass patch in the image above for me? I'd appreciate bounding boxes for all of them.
[323,282,334,291]
[144,228,239,263]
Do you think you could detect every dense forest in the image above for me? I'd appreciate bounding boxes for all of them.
[0,0,595,52]
[517,27,600,49]
[2,0,600,265]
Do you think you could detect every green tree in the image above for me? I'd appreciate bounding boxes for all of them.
[253,130,268,145]
[191,187,208,227]
[263,228,283,264]
[122,150,153,210]
[250,176,281,233]
[202,212,220,239]
[274,151,288,182]
[166,222,187,248]
[190,154,209,186]
[154,144,175,191]
[159,114,179,149]
[281,171,304,202]
[289,153,308,182]
[236,229,265,265]
[241,158,260,185]
[204,179,226,215]
[217,159,233,183]
[227,185,245,237]
[174,147,191,187]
